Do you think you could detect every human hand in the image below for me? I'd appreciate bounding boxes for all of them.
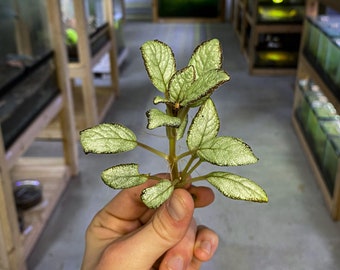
[81,174,218,270]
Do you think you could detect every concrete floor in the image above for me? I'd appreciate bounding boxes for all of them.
[27,22,340,269]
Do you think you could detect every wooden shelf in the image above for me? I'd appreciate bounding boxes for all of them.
[40,85,115,138]
[0,1,79,269]
[232,0,247,50]
[41,0,121,139]
[12,158,71,259]
[292,0,340,220]
[292,114,340,219]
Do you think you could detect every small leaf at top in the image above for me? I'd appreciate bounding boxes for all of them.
[187,99,219,150]
[206,172,268,202]
[141,180,174,208]
[140,40,176,93]
[153,96,171,105]
[146,109,181,129]
[80,123,137,154]
[189,39,223,78]
[198,136,258,166]
[180,69,230,107]
[168,66,195,104]
[101,164,149,189]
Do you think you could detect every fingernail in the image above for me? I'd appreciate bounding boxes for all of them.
[200,240,212,255]
[167,256,184,270]
[168,194,186,221]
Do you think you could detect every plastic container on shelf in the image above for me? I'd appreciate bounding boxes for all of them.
[295,80,327,131]
[305,101,337,165]
[323,136,340,195]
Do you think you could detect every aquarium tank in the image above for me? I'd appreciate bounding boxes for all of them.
[0,0,51,93]
[0,0,58,148]
[158,0,221,18]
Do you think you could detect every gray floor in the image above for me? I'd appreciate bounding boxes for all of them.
[27,22,340,270]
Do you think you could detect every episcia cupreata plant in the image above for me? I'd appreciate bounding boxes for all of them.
[80,38,268,208]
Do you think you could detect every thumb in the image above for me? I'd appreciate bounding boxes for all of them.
[99,189,194,270]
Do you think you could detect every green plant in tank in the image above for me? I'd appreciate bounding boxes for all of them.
[80,39,268,208]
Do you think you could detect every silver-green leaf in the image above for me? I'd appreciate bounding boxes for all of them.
[140,40,176,93]
[168,66,195,104]
[181,69,230,107]
[141,180,174,208]
[187,99,219,150]
[80,123,137,154]
[198,136,258,166]
[101,164,149,189]
[146,109,181,129]
[176,114,188,140]
[189,39,223,78]
[206,172,268,202]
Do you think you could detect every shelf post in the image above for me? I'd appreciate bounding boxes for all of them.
[46,0,79,176]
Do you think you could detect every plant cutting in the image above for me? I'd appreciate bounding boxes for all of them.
[80,38,268,208]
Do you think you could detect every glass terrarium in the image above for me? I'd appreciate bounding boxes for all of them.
[0,0,51,94]
[254,33,300,67]
[323,136,340,195]
[158,0,221,18]
[310,115,340,167]
[295,80,327,131]
[304,17,321,61]
[325,38,340,89]
[248,0,305,23]
[61,0,111,61]
[0,0,58,149]
[305,101,337,164]
[315,16,340,70]
[61,0,107,35]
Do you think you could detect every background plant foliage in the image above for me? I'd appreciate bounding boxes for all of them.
[80,39,268,208]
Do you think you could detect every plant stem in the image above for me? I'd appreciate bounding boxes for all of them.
[176,150,196,161]
[187,159,202,176]
[167,126,179,181]
[189,174,208,183]
[137,141,168,160]
[181,155,197,179]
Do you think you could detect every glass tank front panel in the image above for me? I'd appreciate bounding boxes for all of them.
[0,0,51,94]
[158,0,221,18]
[323,136,340,195]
